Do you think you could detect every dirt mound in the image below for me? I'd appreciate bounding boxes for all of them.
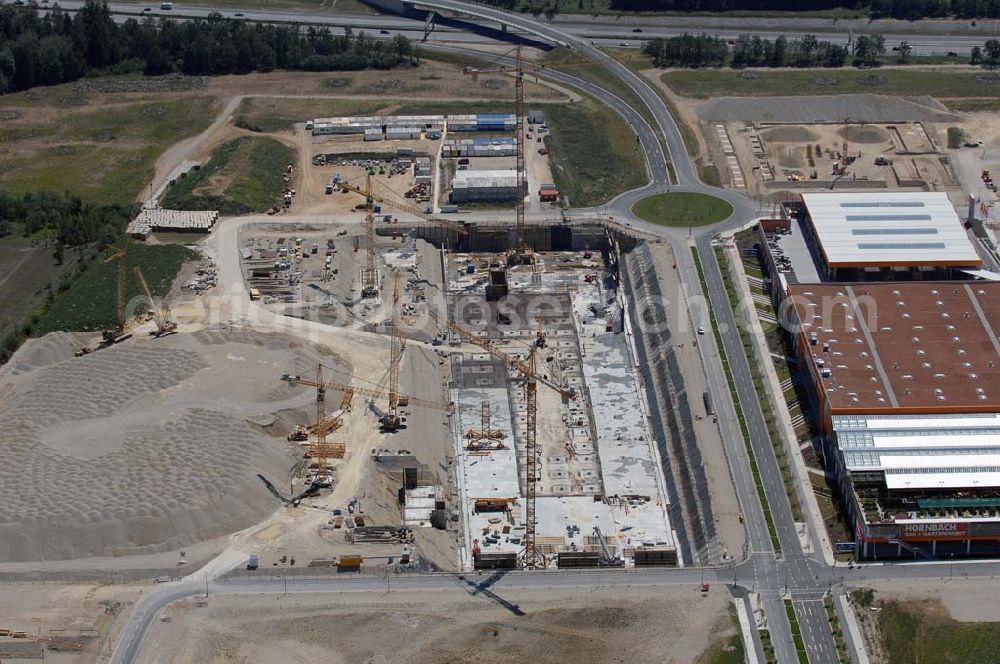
[840,125,889,144]
[0,331,344,562]
[763,126,817,143]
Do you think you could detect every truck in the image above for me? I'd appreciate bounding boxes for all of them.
[440,204,459,213]
[160,1,173,8]
[246,553,260,570]
[337,555,362,572]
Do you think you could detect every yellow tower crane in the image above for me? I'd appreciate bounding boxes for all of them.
[428,310,576,568]
[101,246,127,342]
[383,270,406,432]
[462,45,538,265]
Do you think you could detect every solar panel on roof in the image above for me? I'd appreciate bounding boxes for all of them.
[839,201,926,208]
[857,242,947,250]
[851,228,939,236]
[845,214,933,221]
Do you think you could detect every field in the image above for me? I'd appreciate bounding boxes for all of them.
[876,599,1000,663]
[0,237,74,341]
[162,136,294,215]
[543,98,647,207]
[33,241,196,334]
[235,97,392,134]
[141,585,730,664]
[632,192,733,227]
[0,92,218,206]
[661,68,1000,100]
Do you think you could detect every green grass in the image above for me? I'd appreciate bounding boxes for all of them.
[945,98,1000,112]
[877,600,1000,664]
[162,136,294,215]
[662,68,1000,100]
[542,97,646,207]
[0,97,218,206]
[34,240,195,334]
[234,97,390,134]
[691,247,780,553]
[393,101,517,115]
[784,599,810,664]
[541,47,659,132]
[759,629,777,664]
[824,595,851,664]
[633,192,732,227]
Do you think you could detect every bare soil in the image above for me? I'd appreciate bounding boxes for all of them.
[142,585,730,664]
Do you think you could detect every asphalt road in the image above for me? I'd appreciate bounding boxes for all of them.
[38,0,989,55]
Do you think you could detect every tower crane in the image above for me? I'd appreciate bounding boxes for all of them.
[281,370,453,436]
[463,45,537,265]
[289,365,346,471]
[465,401,506,451]
[428,310,575,568]
[101,246,127,341]
[338,176,467,298]
[133,266,177,337]
[383,270,406,432]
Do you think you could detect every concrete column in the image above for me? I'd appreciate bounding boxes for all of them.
[967,538,972,554]
[932,540,937,555]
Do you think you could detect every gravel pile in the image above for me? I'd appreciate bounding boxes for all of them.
[0,331,339,562]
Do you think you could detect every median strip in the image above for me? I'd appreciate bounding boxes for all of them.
[690,247,780,553]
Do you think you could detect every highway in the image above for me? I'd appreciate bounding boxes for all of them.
[38,0,990,54]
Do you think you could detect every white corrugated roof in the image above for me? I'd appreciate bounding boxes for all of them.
[881,453,1000,470]
[801,192,981,268]
[453,170,517,189]
[839,414,1000,431]
[872,434,1000,449]
[886,471,1000,489]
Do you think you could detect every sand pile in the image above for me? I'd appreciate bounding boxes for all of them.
[0,331,344,562]
[840,125,889,144]
[763,125,817,143]
[1,332,80,378]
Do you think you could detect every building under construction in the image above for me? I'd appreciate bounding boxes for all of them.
[436,246,678,570]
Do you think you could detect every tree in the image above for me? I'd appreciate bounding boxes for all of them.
[143,45,172,76]
[896,40,912,63]
[986,38,1000,66]
[971,45,983,65]
[771,34,788,67]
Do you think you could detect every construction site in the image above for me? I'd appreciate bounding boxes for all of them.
[0,46,755,663]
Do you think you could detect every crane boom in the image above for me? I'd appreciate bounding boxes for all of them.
[133,266,176,336]
[462,46,535,263]
[384,271,405,431]
[428,309,575,569]
[338,180,468,234]
[280,373,452,413]
[428,310,576,399]
[102,247,127,337]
